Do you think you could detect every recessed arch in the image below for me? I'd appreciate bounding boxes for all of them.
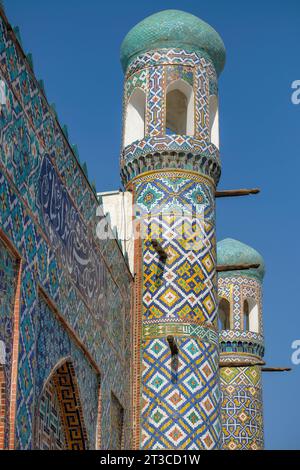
[209,94,219,148]
[166,79,194,136]
[243,298,259,333]
[124,88,146,147]
[218,297,230,330]
[110,392,124,450]
[35,358,88,450]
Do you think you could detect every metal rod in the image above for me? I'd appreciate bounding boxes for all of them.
[216,188,260,198]
[217,263,260,272]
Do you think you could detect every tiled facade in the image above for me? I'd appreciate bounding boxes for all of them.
[0,8,132,449]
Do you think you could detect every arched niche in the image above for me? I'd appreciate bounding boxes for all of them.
[209,95,219,148]
[218,297,230,330]
[124,88,146,147]
[243,298,259,333]
[35,359,88,450]
[166,79,194,136]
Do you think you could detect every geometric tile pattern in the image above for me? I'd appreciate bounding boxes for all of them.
[125,69,148,101]
[220,366,264,450]
[132,170,221,449]
[0,14,132,450]
[218,276,263,333]
[121,135,219,183]
[147,66,164,136]
[136,176,217,325]
[124,44,222,451]
[195,62,209,140]
[141,337,221,449]
[126,49,214,80]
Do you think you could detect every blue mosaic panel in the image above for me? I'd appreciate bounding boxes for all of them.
[0,14,132,450]
[35,297,99,449]
[147,66,164,136]
[141,336,221,449]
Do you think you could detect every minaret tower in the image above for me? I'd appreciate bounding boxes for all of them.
[120,10,226,449]
[217,239,265,450]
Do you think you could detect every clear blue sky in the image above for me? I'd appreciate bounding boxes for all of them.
[6,0,300,449]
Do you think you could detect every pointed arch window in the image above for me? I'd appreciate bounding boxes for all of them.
[36,359,88,450]
[166,79,194,136]
[209,95,219,148]
[218,297,230,330]
[243,299,259,333]
[124,88,146,147]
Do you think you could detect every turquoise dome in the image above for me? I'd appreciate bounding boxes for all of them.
[120,10,226,76]
[217,238,265,281]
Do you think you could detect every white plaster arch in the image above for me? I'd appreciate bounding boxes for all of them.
[209,94,219,149]
[166,79,194,136]
[243,298,259,333]
[124,88,146,147]
[218,297,231,330]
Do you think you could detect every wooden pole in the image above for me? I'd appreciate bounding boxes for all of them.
[152,240,168,261]
[216,188,260,198]
[217,263,260,272]
[261,367,292,372]
[220,361,265,368]
[167,336,179,356]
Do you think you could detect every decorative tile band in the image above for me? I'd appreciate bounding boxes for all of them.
[219,340,264,359]
[125,49,215,79]
[219,329,264,346]
[120,137,220,187]
[131,170,221,449]
[141,337,221,449]
[142,322,218,346]
[121,134,219,165]
[218,276,263,335]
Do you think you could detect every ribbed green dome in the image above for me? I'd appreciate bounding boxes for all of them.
[121,10,226,75]
[217,238,265,281]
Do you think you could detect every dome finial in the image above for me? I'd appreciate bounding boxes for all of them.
[121,10,226,75]
[217,238,265,281]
